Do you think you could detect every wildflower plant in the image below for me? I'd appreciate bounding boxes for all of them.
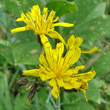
[1,0,110,109]
[10,3,98,108]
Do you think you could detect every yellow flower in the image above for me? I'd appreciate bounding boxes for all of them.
[23,35,97,101]
[10,5,73,45]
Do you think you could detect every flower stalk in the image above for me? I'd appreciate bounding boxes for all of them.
[56,96,61,110]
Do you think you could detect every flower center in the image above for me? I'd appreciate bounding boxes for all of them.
[54,66,63,78]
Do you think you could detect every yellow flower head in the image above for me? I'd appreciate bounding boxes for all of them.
[10,5,73,45]
[23,35,97,101]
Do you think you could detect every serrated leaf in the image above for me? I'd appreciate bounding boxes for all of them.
[13,41,40,65]
[94,52,110,76]
[0,40,14,65]
[46,0,78,16]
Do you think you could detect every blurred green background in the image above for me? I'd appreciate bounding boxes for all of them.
[0,0,110,110]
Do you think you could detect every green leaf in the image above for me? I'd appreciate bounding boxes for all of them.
[46,0,78,16]
[63,0,107,41]
[105,74,110,82]
[104,88,110,96]
[13,41,40,65]
[4,0,44,15]
[64,101,95,110]
[11,31,37,44]
[0,40,14,65]
[0,101,5,110]
[93,52,110,76]
[36,88,54,110]
[75,16,110,41]
[14,94,30,110]
[37,88,48,103]
[86,79,101,103]
[0,73,13,110]
[0,1,7,27]
[63,91,80,104]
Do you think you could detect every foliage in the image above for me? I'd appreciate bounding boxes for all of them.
[0,0,110,110]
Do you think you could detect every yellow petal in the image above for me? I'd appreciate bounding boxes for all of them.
[63,80,82,89]
[49,79,60,99]
[45,54,54,69]
[43,41,54,69]
[54,23,74,27]
[39,53,49,68]
[64,69,78,76]
[48,30,66,46]
[39,65,55,81]
[40,34,52,56]
[23,69,39,77]
[53,16,59,22]
[64,47,81,68]
[39,71,54,81]
[32,5,41,16]
[72,69,96,81]
[48,78,57,87]
[42,7,48,21]
[62,83,74,89]
[61,77,82,89]
[51,87,60,99]
[74,65,85,70]
[65,65,85,75]
[82,46,98,53]
[68,48,81,66]
[47,10,56,22]
[26,12,33,21]
[67,35,75,49]
[81,89,88,102]
[40,34,48,44]
[10,27,29,33]
[57,78,64,87]
[20,12,29,23]
[40,73,55,81]
[39,74,47,81]
[75,37,83,47]
[56,43,64,56]
[53,42,64,65]
[67,35,83,49]
[16,18,24,21]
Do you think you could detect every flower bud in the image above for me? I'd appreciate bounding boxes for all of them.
[27,88,36,102]
[17,77,28,86]
[26,83,34,91]
[27,83,39,102]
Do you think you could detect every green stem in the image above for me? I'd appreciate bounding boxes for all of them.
[56,96,61,110]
